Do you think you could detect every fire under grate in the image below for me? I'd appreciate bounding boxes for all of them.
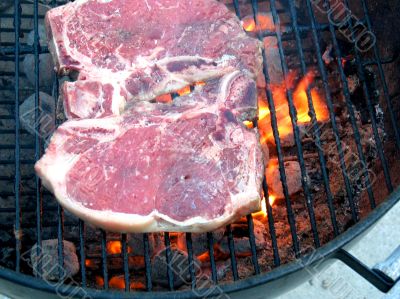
[0,0,399,297]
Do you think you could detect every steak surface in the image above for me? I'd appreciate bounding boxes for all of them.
[45,0,263,119]
[35,72,264,232]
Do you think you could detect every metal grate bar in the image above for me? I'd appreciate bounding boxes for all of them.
[342,0,393,193]
[232,0,241,18]
[101,230,109,290]
[33,0,44,275]
[0,45,49,55]
[231,1,264,277]
[360,0,400,150]
[0,159,37,164]
[258,20,368,38]
[246,215,260,274]
[226,225,239,280]
[269,0,321,248]
[304,0,359,222]
[13,0,22,273]
[143,233,152,291]
[57,204,65,276]
[287,0,340,234]
[79,220,86,287]
[363,56,399,66]
[206,232,218,284]
[263,179,280,266]
[250,0,301,257]
[164,232,174,290]
[322,0,376,209]
[121,234,130,292]
[185,233,197,289]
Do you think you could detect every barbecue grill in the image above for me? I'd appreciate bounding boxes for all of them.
[0,0,399,298]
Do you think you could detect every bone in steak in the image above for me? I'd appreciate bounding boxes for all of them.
[45,0,263,119]
[35,72,264,232]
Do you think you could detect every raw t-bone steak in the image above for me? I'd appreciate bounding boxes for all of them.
[45,0,262,119]
[35,72,264,232]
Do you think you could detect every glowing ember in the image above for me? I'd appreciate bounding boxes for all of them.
[95,276,105,288]
[85,259,95,268]
[107,276,145,290]
[258,71,329,144]
[242,13,275,32]
[197,252,210,263]
[109,276,126,289]
[107,241,122,254]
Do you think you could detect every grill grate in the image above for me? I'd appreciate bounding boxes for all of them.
[0,0,399,296]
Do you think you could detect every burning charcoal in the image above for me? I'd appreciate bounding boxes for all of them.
[262,143,270,165]
[108,275,146,290]
[322,44,334,65]
[347,74,360,94]
[0,1,13,12]
[198,261,230,286]
[19,92,55,140]
[218,219,267,257]
[279,125,306,148]
[176,228,225,256]
[23,26,54,91]
[267,160,302,199]
[26,24,48,47]
[127,233,160,256]
[264,37,283,84]
[30,239,79,281]
[151,248,200,289]
[0,230,12,243]
[23,53,54,92]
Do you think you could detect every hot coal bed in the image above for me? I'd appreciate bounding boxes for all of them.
[0,0,399,296]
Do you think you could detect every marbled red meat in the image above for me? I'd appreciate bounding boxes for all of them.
[45,0,262,119]
[35,72,264,232]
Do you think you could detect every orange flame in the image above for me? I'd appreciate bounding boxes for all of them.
[195,81,206,86]
[242,13,275,32]
[155,93,173,103]
[258,71,329,144]
[177,85,191,96]
[252,195,276,218]
[155,82,205,103]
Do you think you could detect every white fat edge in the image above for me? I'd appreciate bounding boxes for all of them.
[61,117,124,143]
[230,189,261,212]
[217,70,241,103]
[236,132,263,198]
[153,1,180,10]
[215,54,237,66]
[51,189,259,233]
[36,131,81,200]
[144,0,151,11]
[110,84,126,116]
[177,26,192,44]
